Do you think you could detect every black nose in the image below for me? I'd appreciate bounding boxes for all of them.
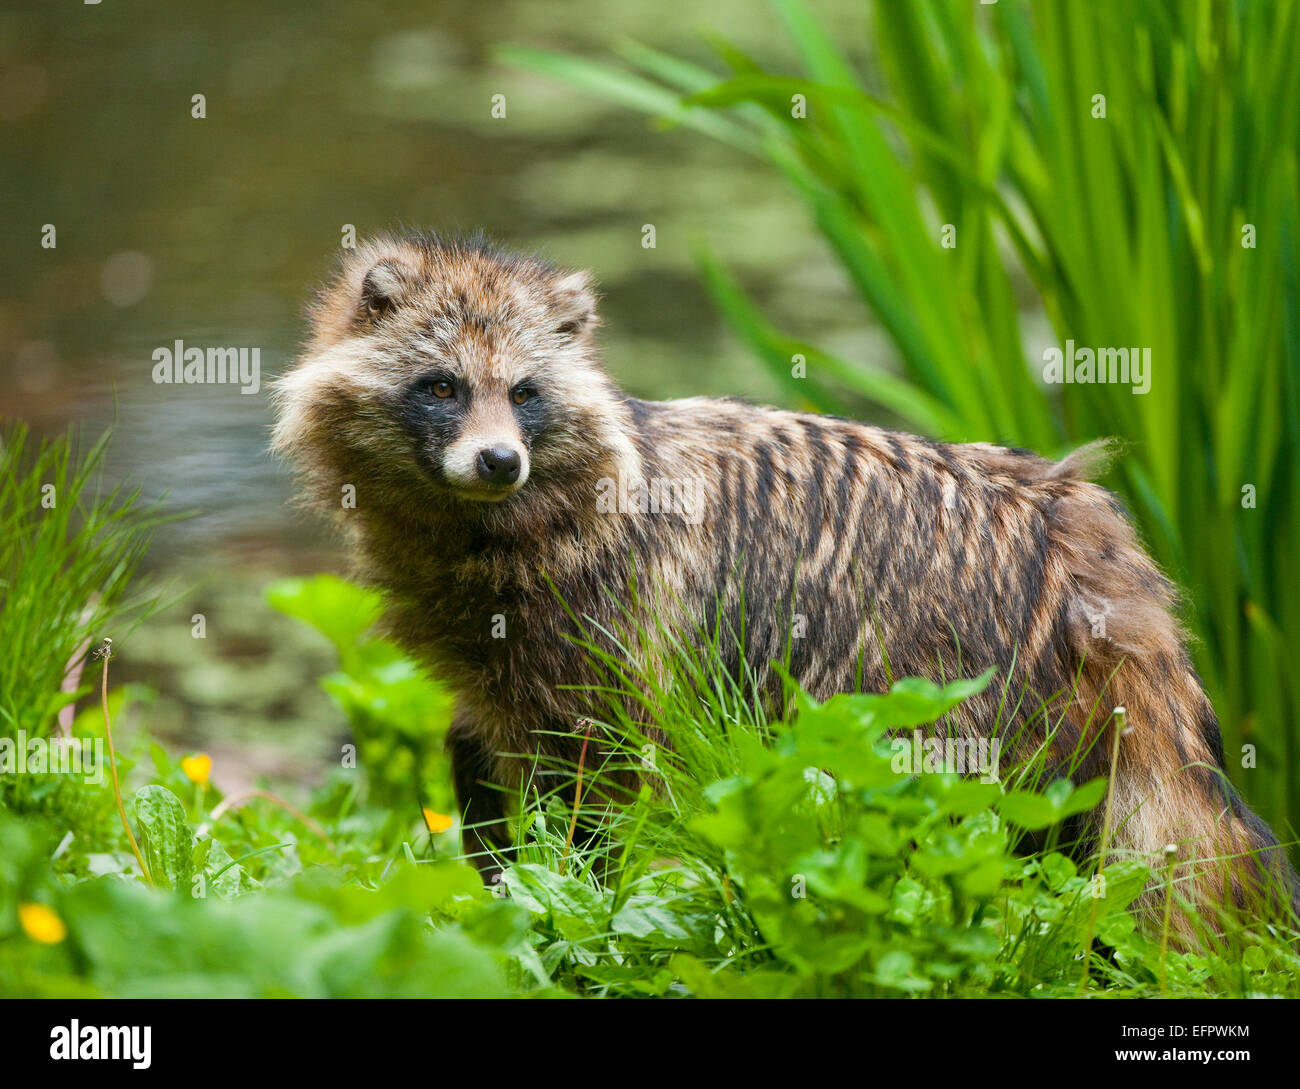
[475,445,521,485]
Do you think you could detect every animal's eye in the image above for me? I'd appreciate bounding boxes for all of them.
[431,380,455,399]
[555,320,579,336]
[511,387,532,406]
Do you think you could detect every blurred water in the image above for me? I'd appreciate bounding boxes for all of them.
[1,0,882,562]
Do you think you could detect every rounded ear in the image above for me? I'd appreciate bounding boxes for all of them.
[360,258,416,321]
[551,269,598,334]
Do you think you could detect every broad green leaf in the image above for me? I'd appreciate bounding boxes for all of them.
[132,785,193,892]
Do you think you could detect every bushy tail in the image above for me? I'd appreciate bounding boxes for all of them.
[1043,455,1300,939]
[1100,666,1300,937]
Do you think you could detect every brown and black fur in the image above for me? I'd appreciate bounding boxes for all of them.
[273,231,1299,934]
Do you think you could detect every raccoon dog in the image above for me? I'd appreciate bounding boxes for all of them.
[273,231,1298,933]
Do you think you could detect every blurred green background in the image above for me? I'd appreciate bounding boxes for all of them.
[1,0,883,539]
[2,0,1296,852]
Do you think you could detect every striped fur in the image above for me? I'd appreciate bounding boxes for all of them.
[273,232,1298,931]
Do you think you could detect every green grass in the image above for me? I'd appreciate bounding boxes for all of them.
[500,0,1300,848]
[5,571,1297,999]
[0,424,167,825]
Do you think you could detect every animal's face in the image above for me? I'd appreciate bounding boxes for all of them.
[372,253,599,503]
[274,235,629,510]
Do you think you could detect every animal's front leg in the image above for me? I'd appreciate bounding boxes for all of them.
[447,708,514,886]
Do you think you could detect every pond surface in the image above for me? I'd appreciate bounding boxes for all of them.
[2,0,874,563]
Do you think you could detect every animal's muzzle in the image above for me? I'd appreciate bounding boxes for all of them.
[475,445,522,485]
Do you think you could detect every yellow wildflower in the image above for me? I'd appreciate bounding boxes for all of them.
[19,902,67,944]
[181,753,212,785]
[422,808,454,833]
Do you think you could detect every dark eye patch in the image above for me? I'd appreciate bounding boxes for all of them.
[392,371,468,450]
[511,387,550,443]
[389,380,460,480]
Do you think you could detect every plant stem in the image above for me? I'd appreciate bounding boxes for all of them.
[99,646,151,885]
[562,722,594,875]
[1079,706,1127,994]
[1159,845,1178,995]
